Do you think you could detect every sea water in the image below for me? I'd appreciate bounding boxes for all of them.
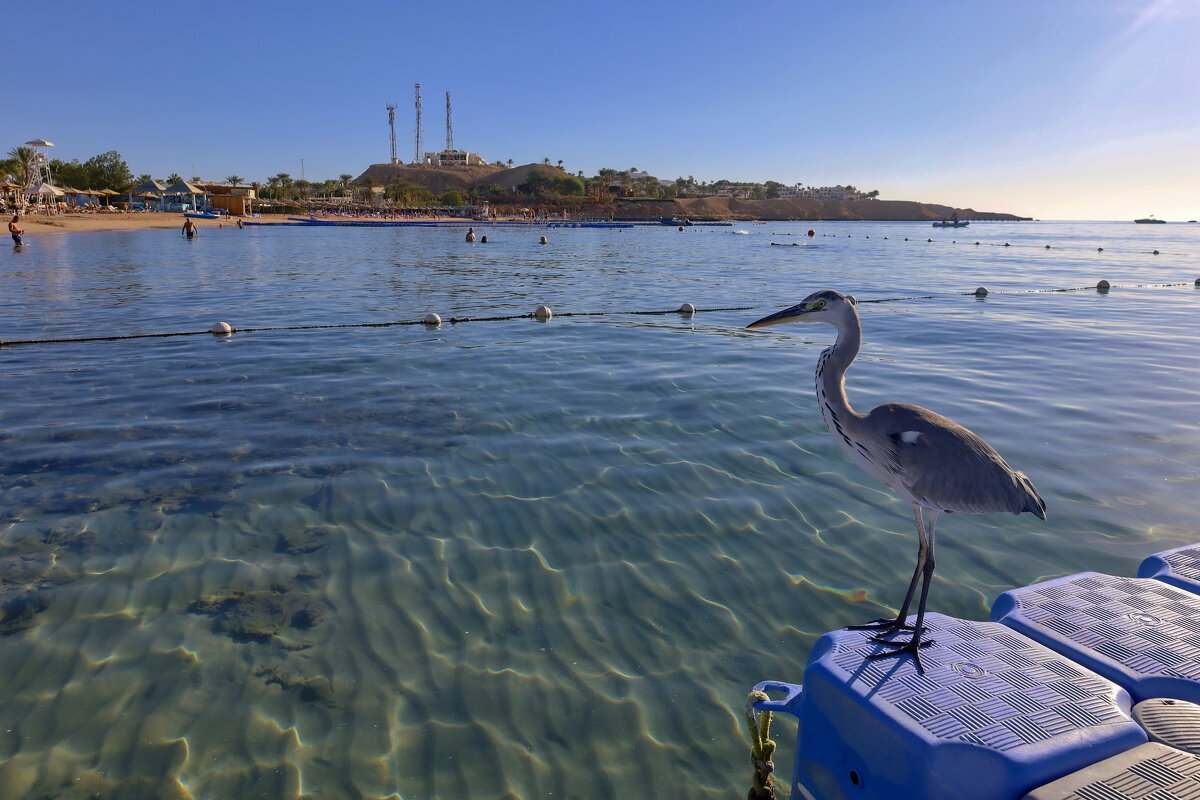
[1,220,1198,798]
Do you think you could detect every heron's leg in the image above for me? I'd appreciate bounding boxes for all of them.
[868,510,939,673]
[848,503,928,636]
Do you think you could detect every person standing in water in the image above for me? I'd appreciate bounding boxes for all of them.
[9,214,24,246]
[465,227,476,242]
[182,218,198,238]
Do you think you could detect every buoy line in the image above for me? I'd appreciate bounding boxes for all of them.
[1,282,1196,349]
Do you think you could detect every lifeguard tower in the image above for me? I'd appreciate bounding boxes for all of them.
[25,138,54,186]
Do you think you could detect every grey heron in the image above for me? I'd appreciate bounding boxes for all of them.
[747,290,1046,673]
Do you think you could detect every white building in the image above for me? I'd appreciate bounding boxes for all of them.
[421,150,489,167]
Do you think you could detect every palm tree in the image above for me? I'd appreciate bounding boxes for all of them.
[557,159,564,170]
[7,146,36,187]
[226,175,243,187]
[166,172,182,184]
[507,159,514,168]
[271,173,293,199]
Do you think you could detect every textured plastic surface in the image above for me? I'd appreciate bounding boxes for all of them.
[992,572,1200,703]
[1022,742,1200,800]
[1133,698,1200,754]
[1139,543,1200,595]
[785,613,1145,800]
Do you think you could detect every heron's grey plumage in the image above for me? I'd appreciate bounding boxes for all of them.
[747,289,1046,672]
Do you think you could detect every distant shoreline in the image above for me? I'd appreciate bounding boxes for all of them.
[10,205,1035,238]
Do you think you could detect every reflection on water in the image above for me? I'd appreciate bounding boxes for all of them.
[1,222,1199,798]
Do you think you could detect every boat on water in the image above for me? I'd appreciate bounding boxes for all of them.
[659,216,692,226]
[1135,215,1166,224]
[932,213,968,228]
[184,210,223,220]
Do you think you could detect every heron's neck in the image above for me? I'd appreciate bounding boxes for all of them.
[815,312,863,425]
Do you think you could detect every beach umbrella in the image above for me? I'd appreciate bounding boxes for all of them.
[28,182,64,197]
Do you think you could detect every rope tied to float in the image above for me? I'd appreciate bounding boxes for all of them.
[744,690,777,800]
[1,280,1197,348]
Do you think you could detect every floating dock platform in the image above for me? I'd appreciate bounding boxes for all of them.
[754,543,1200,800]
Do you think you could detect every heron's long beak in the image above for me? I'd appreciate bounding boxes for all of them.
[746,303,809,329]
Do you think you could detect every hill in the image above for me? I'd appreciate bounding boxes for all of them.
[353,162,571,195]
[612,196,1027,222]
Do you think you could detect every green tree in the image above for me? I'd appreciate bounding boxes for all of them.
[51,158,88,188]
[271,173,293,199]
[226,175,243,187]
[7,146,36,187]
[84,151,133,191]
[765,180,783,199]
[0,156,18,183]
[507,159,514,168]
[441,188,466,206]
[166,172,183,184]
[556,174,585,197]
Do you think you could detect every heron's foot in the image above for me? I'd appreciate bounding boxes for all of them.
[866,637,936,674]
[846,618,925,637]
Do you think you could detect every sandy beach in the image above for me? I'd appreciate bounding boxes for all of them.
[11,211,261,236]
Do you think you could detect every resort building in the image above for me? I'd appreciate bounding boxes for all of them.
[421,150,489,167]
[197,182,258,216]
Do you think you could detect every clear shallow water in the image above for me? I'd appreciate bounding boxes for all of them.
[1,220,1199,798]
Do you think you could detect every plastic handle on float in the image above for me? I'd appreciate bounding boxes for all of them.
[752,680,804,717]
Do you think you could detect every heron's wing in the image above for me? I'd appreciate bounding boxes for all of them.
[864,403,1046,518]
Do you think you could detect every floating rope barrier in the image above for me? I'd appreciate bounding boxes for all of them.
[745,690,777,800]
[1,282,1197,349]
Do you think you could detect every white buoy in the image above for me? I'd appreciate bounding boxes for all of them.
[423,313,441,325]
[678,303,696,314]
[974,287,989,297]
[534,305,552,319]
[210,321,232,334]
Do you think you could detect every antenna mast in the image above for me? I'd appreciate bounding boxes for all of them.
[445,91,453,151]
[413,83,423,163]
[386,102,398,164]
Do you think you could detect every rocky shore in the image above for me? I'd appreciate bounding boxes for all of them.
[610,196,1029,222]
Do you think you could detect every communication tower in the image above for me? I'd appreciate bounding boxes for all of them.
[413,83,423,164]
[445,91,453,152]
[386,103,398,164]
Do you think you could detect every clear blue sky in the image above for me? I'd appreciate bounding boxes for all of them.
[8,0,1198,220]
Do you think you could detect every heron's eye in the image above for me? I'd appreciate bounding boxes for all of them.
[815,300,827,309]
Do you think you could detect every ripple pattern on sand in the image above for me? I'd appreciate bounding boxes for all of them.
[1,222,1198,797]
